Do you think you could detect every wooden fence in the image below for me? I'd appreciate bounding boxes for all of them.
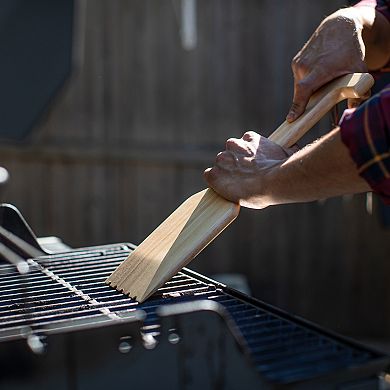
[1,0,389,339]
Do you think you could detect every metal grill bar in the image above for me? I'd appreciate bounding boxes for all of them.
[0,297,89,315]
[0,243,381,385]
[0,290,81,306]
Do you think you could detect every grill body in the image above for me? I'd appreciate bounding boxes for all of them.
[0,240,388,389]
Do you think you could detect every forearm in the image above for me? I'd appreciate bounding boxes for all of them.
[332,6,390,69]
[264,127,371,205]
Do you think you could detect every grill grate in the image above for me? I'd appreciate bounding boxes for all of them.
[0,243,382,384]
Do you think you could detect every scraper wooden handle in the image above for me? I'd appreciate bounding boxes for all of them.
[268,72,373,147]
[107,73,374,302]
[203,72,374,209]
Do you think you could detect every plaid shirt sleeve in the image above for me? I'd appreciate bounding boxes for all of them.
[340,0,390,202]
[340,85,390,203]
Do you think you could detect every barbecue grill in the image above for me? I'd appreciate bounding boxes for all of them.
[0,204,389,389]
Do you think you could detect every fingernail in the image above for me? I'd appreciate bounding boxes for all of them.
[286,112,295,122]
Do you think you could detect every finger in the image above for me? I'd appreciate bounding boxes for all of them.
[215,150,233,165]
[204,166,223,187]
[203,167,213,181]
[242,131,260,143]
[242,132,261,155]
[347,90,371,109]
[225,137,239,151]
[286,82,313,122]
[287,71,332,123]
[347,98,361,109]
[225,137,253,156]
[203,166,215,183]
[204,167,238,203]
[214,150,239,173]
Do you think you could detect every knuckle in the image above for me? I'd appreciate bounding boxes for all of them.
[203,168,212,182]
[242,131,255,141]
[242,131,260,146]
[290,102,302,114]
[204,166,217,181]
[294,79,314,104]
[290,102,300,110]
[291,54,300,67]
[225,138,237,149]
[291,56,298,66]
[215,151,225,163]
[215,151,236,169]
[296,78,312,91]
[292,55,309,73]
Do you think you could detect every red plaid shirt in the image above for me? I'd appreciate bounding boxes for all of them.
[339,0,390,203]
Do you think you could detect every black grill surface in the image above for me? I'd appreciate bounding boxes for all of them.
[0,243,385,384]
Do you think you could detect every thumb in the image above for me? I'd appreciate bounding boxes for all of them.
[286,70,329,123]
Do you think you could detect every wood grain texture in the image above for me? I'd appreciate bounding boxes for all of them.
[269,73,374,147]
[106,188,240,301]
[106,73,373,302]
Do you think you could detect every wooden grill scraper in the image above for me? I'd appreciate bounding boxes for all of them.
[106,73,374,302]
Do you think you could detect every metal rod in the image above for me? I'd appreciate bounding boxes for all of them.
[0,293,87,307]
[0,225,44,259]
[38,255,126,268]
[0,242,30,274]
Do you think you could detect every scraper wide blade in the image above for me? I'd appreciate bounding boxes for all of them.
[106,188,240,302]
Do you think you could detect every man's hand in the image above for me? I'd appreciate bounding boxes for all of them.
[287,10,368,122]
[204,131,295,209]
[205,129,370,209]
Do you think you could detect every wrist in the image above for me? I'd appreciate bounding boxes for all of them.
[331,7,375,30]
[261,160,287,207]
